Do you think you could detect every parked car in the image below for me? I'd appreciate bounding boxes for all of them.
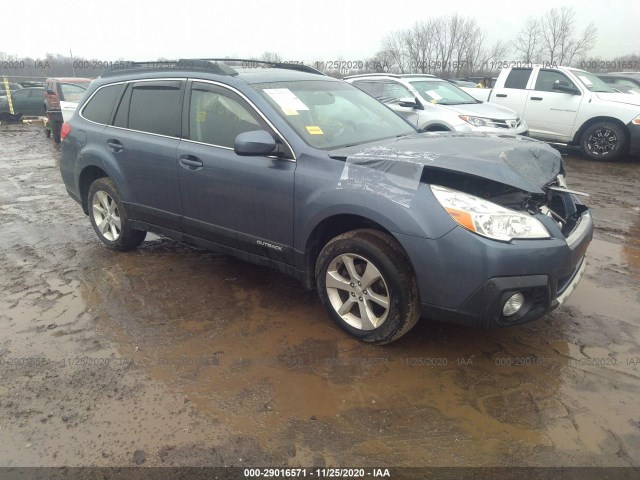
[447,79,479,88]
[0,82,23,97]
[460,66,640,161]
[44,77,92,143]
[345,73,528,135]
[596,72,640,95]
[0,87,45,116]
[60,59,592,344]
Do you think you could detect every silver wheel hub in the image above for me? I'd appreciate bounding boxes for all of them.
[92,190,121,241]
[325,253,390,331]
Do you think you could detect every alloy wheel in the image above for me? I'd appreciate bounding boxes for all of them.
[325,253,390,330]
[587,128,617,156]
[92,190,121,241]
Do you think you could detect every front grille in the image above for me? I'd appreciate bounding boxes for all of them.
[492,118,521,129]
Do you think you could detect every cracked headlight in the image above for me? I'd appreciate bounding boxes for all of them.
[430,185,550,241]
[458,115,497,128]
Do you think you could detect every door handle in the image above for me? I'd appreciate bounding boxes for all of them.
[106,139,123,152]
[531,96,543,101]
[179,155,203,169]
[496,94,507,98]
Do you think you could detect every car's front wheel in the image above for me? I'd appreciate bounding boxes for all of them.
[316,229,421,344]
[580,121,626,161]
[87,177,146,251]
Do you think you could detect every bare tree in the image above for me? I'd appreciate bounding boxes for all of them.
[381,30,410,73]
[514,17,541,63]
[260,52,283,63]
[539,7,597,65]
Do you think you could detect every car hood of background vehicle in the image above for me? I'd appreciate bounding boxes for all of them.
[595,92,640,107]
[439,101,520,120]
[330,133,563,194]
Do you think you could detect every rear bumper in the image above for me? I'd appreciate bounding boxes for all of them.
[396,208,593,328]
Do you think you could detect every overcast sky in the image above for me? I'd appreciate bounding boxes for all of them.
[1,0,638,61]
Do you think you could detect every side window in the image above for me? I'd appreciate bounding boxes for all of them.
[381,81,412,103]
[127,81,182,136]
[534,70,577,92]
[82,84,124,124]
[188,84,263,148]
[352,81,384,100]
[504,68,532,89]
[59,83,87,102]
[615,79,637,88]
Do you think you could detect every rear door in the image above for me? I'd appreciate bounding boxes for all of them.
[176,80,296,263]
[105,79,184,230]
[523,69,583,140]
[489,68,533,116]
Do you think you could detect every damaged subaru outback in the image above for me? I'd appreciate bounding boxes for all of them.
[59,59,593,344]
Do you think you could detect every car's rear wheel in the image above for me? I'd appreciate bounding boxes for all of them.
[88,177,146,251]
[580,121,626,161]
[316,229,420,344]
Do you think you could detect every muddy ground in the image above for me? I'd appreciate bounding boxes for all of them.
[0,124,639,469]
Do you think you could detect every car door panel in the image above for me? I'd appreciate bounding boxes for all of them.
[106,80,184,230]
[177,81,295,264]
[524,69,582,140]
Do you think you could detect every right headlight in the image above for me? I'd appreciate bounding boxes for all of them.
[430,185,550,242]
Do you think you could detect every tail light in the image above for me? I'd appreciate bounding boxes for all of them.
[60,122,71,141]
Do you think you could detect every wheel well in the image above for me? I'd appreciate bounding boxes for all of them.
[424,124,450,132]
[79,166,109,213]
[572,116,629,147]
[303,214,404,289]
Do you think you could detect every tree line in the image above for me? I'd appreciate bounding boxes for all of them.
[1,7,637,81]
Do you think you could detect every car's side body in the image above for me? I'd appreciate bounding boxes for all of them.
[344,74,529,135]
[463,66,640,159]
[60,61,592,343]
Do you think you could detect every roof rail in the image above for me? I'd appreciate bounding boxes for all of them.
[343,73,401,79]
[196,58,325,76]
[399,73,436,78]
[101,58,326,78]
[102,59,239,77]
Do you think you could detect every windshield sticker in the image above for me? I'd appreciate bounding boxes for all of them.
[578,75,593,86]
[305,126,324,135]
[263,88,310,113]
[426,90,443,100]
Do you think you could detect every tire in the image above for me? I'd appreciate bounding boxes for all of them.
[315,229,421,344]
[580,121,626,161]
[87,177,146,251]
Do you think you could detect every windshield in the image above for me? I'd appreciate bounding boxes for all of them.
[572,70,616,93]
[59,82,90,102]
[253,80,416,150]
[409,80,478,105]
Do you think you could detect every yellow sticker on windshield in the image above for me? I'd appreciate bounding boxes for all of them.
[283,108,299,116]
[197,111,207,123]
[306,126,324,135]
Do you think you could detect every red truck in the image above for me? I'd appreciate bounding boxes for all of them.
[44,77,92,143]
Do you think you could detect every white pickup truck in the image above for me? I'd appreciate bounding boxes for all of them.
[462,66,640,161]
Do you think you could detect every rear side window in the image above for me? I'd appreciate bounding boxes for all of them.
[352,81,384,99]
[82,84,124,124]
[504,68,532,89]
[127,81,182,136]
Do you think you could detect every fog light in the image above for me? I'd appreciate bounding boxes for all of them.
[503,292,525,317]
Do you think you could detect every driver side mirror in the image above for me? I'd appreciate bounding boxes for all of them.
[398,97,424,110]
[234,130,277,156]
[553,80,580,95]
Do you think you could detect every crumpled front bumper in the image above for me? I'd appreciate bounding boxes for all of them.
[396,208,593,328]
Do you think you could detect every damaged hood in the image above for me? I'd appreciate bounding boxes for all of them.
[330,132,563,194]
